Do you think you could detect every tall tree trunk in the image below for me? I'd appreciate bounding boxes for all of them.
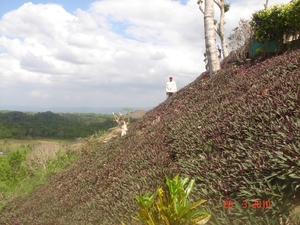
[198,0,229,59]
[214,0,229,58]
[203,0,220,76]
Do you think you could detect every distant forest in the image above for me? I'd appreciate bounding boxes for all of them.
[0,111,118,139]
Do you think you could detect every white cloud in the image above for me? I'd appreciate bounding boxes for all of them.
[149,51,167,61]
[0,0,291,110]
[29,90,50,98]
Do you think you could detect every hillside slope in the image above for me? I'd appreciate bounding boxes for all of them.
[0,50,300,225]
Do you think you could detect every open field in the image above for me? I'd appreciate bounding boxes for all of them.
[0,138,75,153]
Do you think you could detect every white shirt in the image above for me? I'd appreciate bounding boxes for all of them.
[166,80,177,92]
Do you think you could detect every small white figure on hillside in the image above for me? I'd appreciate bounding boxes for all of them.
[166,76,177,98]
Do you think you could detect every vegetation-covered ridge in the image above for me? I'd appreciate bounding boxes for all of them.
[0,49,300,224]
[0,111,117,139]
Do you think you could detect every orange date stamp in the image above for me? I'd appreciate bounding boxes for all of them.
[223,199,271,209]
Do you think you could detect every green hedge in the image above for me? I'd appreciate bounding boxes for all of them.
[250,0,300,51]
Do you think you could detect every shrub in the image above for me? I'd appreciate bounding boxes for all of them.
[250,0,300,51]
[26,144,60,172]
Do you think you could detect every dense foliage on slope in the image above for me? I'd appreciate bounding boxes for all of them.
[0,111,117,139]
[0,50,299,224]
[251,0,300,48]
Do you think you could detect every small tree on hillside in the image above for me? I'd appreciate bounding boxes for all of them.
[112,109,132,137]
[227,18,253,62]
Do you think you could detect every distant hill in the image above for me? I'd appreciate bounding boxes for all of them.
[1,49,300,224]
[0,106,153,114]
[129,110,147,119]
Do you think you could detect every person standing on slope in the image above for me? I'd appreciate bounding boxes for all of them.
[216,42,222,59]
[166,76,177,98]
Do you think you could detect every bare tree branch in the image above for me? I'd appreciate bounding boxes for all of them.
[264,0,269,10]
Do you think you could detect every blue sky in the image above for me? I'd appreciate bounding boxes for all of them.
[0,0,92,16]
[0,0,291,112]
[0,0,189,17]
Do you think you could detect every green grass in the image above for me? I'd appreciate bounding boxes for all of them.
[0,138,80,210]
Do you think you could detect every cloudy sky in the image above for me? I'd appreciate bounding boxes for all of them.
[0,0,290,111]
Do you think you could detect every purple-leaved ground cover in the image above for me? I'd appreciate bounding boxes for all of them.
[0,49,300,224]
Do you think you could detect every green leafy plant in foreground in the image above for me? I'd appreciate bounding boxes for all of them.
[132,174,211,225]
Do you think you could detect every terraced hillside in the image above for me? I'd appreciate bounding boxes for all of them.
[1,50,300,225]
